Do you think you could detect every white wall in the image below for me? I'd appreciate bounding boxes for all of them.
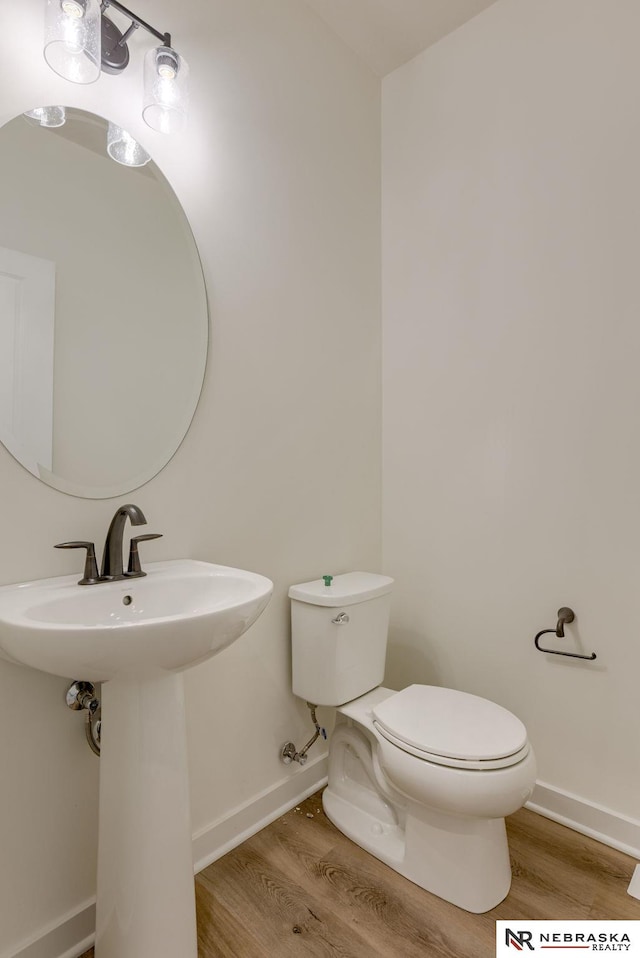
[382,0,640,822]
[0,1,380,953]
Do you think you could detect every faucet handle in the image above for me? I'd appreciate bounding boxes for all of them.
[54,541,100,585]
[126,534,163,577]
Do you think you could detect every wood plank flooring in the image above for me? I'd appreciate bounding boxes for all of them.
[80,789,639,958]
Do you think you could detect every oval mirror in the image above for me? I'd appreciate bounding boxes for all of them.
[0,107,208,498]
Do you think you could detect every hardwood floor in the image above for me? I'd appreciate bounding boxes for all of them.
[80,789,639,958]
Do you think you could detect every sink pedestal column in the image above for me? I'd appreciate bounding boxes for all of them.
[95,671,197,958]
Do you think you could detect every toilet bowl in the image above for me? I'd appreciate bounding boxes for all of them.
[289,573,537,913]
[324,686,536,912]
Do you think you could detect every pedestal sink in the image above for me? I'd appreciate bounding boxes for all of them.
[0,559,273,958]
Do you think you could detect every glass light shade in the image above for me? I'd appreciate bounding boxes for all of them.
[107,123,151,167]
[24,105,67,128]
[142,46,189,134]
[44,0,101,84]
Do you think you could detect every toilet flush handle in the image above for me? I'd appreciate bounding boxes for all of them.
[332,612,350,625]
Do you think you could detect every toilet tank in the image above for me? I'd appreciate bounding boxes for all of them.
[289,572,394,707]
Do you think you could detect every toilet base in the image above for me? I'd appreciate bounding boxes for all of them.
[323,785,512,913]
[323,709,515,913]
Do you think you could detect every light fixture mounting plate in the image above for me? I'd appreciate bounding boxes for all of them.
[100,14,130,73]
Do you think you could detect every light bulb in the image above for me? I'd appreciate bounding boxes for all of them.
[156,47,179,80]
[61,0,86,18]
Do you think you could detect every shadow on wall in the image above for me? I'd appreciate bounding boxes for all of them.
[384,632,443,691]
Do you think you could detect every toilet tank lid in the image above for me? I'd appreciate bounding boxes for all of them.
[288,572,394,607]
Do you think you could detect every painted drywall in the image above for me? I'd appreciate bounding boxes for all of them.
[302,0,499,76]
[382,0,640,821]
[0,1,380,953]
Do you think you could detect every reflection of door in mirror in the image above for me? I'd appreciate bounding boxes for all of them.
[0,246,55,475]
[0,108,208,499]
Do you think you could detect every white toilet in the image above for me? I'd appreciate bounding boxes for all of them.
[289,572,537,914]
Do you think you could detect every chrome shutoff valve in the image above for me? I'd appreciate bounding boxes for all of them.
[66,680,99,713]
[280,703,325,766]
[281,741,306,766]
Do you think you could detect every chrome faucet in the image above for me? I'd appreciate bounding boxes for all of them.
[55,503,162,585]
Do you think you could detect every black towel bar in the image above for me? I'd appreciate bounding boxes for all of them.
[534,607,597,661]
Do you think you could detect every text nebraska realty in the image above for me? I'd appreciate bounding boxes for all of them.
[506,929,633,951]
[541,933,631,951]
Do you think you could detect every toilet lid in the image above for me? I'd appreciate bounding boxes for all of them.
[372,685,528,763]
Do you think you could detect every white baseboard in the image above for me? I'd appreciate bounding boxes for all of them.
[192,754,328,872]
[526,780,640,860]
[6,756,328,958]
[1,900,95,958]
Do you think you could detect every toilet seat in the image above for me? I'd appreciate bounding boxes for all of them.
[372,685,530,771]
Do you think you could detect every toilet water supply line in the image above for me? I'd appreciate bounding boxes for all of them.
[70,685,327,763]
[281,702,327,766]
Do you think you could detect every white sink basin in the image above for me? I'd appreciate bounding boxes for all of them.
[0,555,274,957]
[0,558,273,681]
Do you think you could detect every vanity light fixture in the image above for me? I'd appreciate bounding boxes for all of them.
[43,0,189,133]
[44,0,101,84]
